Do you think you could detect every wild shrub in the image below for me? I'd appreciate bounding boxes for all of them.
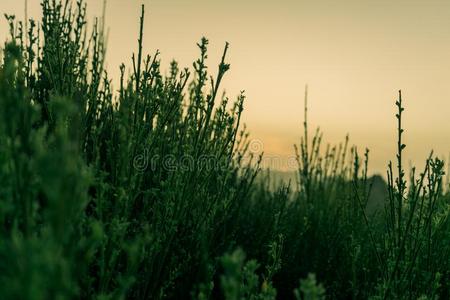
[0,1,448,299]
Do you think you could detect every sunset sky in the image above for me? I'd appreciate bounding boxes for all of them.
[2,0,450,174]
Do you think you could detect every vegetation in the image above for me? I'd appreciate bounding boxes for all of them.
[0,1,448,299]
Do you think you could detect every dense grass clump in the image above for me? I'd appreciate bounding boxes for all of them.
[0,1,449,299]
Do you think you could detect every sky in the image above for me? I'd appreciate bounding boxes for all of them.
[1,0,450,174]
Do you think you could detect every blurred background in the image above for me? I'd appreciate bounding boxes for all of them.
[2,0,450,175]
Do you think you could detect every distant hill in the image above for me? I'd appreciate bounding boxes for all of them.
[365,174,388,214]
[257,169,388,214]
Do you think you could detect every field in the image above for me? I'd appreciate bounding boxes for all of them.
[0,1,449,299]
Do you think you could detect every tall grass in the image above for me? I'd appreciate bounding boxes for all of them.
[0,1,449,299]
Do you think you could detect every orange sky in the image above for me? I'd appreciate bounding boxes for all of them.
[1,0,450,174]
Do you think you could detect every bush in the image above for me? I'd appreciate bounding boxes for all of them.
[0,1,448,299]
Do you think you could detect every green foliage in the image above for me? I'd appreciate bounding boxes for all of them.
[294,274,325,300]
[0,1,449,299]
[220,249,277,300]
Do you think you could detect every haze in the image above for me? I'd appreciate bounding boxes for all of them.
[2,0,450,174]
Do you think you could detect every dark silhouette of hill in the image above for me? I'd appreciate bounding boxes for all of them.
[258,169,388,214]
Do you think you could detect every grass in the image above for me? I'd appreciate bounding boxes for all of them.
[0,1,449,299]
